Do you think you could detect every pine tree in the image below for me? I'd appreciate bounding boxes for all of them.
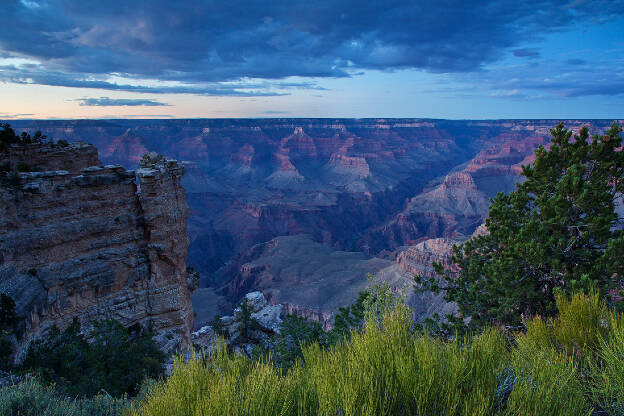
[417,122,624,330]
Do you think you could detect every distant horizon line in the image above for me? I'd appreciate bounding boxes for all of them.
[4,117,623,122]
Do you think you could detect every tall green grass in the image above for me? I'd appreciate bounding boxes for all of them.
[590,313,624,415]
[132,292,624,416]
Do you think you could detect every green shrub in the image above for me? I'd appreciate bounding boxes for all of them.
[132,307,510,416]
[505,342,589,416]
[328,291,369,343]
[21,319,165,398]
[553,290,609,359]
[518,291,609,362]
[129,290,624,416]
[590,313,624,415]
[207,314,228,338]
[139,152,165,168]
[233,298,261,343]
[268,314,327,369]
[0,294,19,370]
[131,345,294,416]
[0,378,130,416]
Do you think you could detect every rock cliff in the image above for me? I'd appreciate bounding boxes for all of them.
[397,238,458,278]
[8,118,617,320]
[0,142,194,360]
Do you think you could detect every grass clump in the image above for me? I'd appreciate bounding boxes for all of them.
[505,340,589,416]
[125,290,624,415]
[590,313,624,415]
[132,344,293,416]
[0,378,130,416]
[131,307,509,416]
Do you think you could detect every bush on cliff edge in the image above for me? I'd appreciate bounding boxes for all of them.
[131,291,624,416]
[21,319,165,398]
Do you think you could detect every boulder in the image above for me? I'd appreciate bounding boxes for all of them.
[192,325,216,348]
[252,304,283,334]
[243,291,268,313]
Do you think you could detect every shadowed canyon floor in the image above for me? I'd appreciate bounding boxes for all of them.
[9,118,618,324]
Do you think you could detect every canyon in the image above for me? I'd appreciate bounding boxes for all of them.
[8,118,618,327]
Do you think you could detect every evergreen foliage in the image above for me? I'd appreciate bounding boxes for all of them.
[21,319,165,398]
[207,314,228,338]
[264,314,327,369]
[329,291,369,343]
[233,298,261,343]
[139,152,165,168]
[0,294,18,370]
[417,122,624,330]
[0,123,51,152]
[251,281,405,369]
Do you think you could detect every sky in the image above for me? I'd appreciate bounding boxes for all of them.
[0,0,623,119]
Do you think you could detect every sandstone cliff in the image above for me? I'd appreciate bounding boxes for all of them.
[0,142,194,360]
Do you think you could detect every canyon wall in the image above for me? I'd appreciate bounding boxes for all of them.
[7,119,618,320]
[0,142,194,358]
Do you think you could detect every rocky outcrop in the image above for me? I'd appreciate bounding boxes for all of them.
[192,291,283,357]
[0,142,194,360]
[281,302,333,330]
[397,238,458,278]
[326,153,370,178]
[0,142,98,174]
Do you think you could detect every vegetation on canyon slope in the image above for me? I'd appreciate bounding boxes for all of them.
[0,294,18,370]
[132,291,623,416]
[0,123,66,153]
[20,319,166,398]
[418,122,624,333]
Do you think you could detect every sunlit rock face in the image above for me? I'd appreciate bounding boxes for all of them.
[9,119,615,321]
[0,142,194,360]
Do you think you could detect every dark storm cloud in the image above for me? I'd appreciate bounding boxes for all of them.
[513,48,540,58]
[1,0,623,94]
[76,97,169,106]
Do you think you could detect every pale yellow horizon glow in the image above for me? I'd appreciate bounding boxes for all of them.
[0,81,343,120]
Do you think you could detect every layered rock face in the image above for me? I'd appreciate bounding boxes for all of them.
[1,142,98,173]
[0,143,193,358]
[8,119,617,322]
[397,238,457,278]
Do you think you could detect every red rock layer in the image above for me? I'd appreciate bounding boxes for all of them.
[397,238,458,278]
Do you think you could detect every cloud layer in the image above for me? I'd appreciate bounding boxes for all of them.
[1,0,623,97]
[76,97,168,106]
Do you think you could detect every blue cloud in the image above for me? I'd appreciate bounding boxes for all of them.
[513,48,540,58]
[0,0,623,96]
